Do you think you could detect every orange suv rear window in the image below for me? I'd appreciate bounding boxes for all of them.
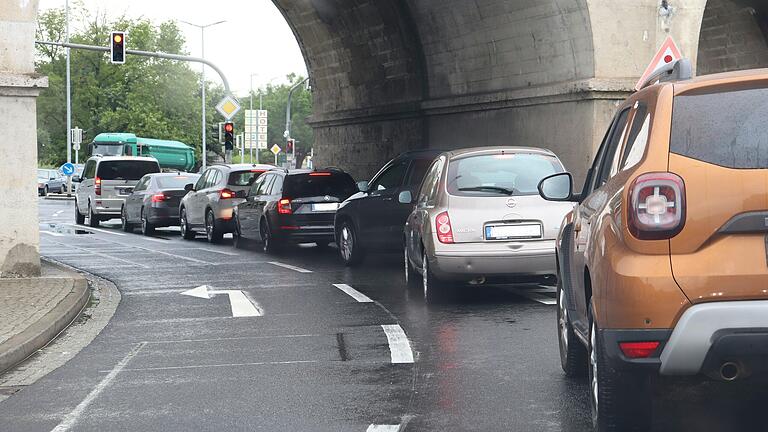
[671,86,768,169]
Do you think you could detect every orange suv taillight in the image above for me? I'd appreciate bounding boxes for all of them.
[436,211,454,244]
[278,198,292,214]
[94,177,102,195]
[628,172,685,240]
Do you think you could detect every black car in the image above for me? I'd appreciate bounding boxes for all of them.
[234,168,358,253]
[334,149,442,266]
[121,172,201,235]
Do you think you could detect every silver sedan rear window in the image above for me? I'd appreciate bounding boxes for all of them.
[446,153,563,197]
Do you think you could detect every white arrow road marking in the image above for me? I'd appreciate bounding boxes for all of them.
[268,261,312,273]
[40,231,64,237]
[381,324,414,364]
[333,283,373,303]
[180,285,263,317]
[367,425,400,432]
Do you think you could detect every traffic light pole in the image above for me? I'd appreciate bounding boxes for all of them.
[35,41,233,94]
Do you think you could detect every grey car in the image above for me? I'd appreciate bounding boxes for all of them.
[403,147,575,299]
[179,163,274,243]
[74,156,161,227]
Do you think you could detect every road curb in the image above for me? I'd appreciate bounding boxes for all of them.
[0,263,90,375]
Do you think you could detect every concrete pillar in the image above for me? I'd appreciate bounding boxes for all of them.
[0,1,47,277]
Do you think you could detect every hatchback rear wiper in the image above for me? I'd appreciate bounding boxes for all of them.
[458,186,515,195]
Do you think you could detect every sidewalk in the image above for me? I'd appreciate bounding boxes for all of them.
[0,260,89,374]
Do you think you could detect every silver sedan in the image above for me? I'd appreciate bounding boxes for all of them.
[403,147,574,299]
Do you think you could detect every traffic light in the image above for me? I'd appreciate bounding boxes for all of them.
[286,139,294,154]
[110,31,126,64]
[223,122,234,151]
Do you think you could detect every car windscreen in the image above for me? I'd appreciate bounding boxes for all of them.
[96,160,160,181]
[446,153,563,196]
[228,170,266,187]
[671,85,768,169]
[156,175,200,189]
[283,172,358,199]
[91,142,124,156]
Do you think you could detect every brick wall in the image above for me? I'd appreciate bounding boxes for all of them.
[697,0,768,75]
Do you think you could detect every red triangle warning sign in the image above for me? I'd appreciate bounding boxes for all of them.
[634,36,683,90]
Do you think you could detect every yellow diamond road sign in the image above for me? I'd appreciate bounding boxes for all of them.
[216,96,241,120]
[270,144,281,155]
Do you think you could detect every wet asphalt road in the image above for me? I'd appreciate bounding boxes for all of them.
[1,198,767,431]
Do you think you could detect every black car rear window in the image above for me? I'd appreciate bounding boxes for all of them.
[283,172,358,199]
[671,86,768,169]
[156,175,199,189]
[97,160,160,180]
[228,170,266,187]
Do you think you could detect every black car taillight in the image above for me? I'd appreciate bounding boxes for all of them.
[278,198,292,214]
[628,172,685,240]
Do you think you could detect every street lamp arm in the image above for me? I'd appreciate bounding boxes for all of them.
[35,40,233,95]
[284,77,309,139]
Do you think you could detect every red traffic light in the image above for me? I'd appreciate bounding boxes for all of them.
[224,123,234,133]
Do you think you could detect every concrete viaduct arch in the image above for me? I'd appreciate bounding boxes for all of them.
[2,0,768,274]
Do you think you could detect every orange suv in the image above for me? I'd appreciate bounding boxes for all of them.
[538,60,768,431]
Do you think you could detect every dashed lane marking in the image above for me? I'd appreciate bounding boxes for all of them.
[381,325,414,364]
[503,287,556,305]
[64,224,126,236]
[44,239,149,268]
[51,342,146,432]
[87,237,213,265]
[141,237,167,243]
[268,261,312,273]
[40,231,64,237]
[198,247,240,256]
[333,283,373,303]
[367,425,401,432]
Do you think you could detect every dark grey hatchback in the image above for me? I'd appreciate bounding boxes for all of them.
[234,168,358,253]
[121,172,201,235]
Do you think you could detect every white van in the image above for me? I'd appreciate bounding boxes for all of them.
[75,156,160,227]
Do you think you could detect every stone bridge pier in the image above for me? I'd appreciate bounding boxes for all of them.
[274,0,768,182]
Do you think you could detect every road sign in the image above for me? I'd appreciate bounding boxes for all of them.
[60,162,75,177]
[181,285,262,317]
[216,95,241,120]
[244,109,268,150]
[71,127,83,151]
[270,144,281,155]
[634,36,683,90]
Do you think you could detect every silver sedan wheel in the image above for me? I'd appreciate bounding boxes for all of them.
[590,322,599,420]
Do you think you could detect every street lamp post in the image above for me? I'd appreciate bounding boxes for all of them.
[284,77,308,168]
[180,20,225,172]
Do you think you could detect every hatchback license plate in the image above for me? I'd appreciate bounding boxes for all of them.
[312,203,338,211]
[485,224,541,240]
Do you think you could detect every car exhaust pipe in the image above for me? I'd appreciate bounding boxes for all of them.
[720,362,741,381]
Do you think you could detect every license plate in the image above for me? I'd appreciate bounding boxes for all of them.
[312,203,338,211]
[485,224,542,240]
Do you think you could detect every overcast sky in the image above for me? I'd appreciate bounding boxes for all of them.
[38,0,308,96]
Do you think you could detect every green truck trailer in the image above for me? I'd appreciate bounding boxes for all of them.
[89,133,196,172]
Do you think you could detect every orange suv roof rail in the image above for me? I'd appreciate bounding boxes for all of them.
[637,58,693,91]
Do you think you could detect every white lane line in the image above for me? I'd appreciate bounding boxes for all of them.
[504,287,556,305]
[113,359,318,373]
[367,425,400,432]
[40,231,64,237]
[45,240,149,268]
[53,210,64,216]
[333,283,373,303]
[142,237,167,243]
[65,224,126,236]
[381,325,414,364]
[143,334,321,344]
[268,261,312,273]
[93,237,212,264]
[51,342,145,432]
[198,247,240,256]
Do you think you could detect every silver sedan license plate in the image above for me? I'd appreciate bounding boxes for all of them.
[485,224,541,240]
